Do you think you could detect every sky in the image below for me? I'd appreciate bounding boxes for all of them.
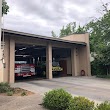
[3,0,110,36]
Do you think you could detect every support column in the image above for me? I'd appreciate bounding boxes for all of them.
[85,33,91,76]
[4,38,10,82]
[46,43,52,79]
[71,47,78,76]
[9,38,15,83]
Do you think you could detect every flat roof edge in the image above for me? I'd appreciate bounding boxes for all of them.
[2,29,86,46]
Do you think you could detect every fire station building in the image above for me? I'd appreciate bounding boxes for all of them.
[0,29,91,83]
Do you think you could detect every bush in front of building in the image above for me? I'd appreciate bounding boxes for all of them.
[0,82,12,93]
[66,96,95,110]
[95,101,110,110]
[42,89,73,110]
[7,91,14,96]
[21,91,27,96]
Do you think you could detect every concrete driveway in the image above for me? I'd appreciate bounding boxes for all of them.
[12,76,110,103]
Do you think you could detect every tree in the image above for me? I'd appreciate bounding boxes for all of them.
[59,22,77,37]
[51,31,57,38]
[86,10,110,52]
[75,25,86,34]
[86,6,110,75]
[2,0,9,15]
[52,22,86,38]
[91,44,110,75]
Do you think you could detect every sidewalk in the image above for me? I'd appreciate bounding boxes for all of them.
[0,94,46,110]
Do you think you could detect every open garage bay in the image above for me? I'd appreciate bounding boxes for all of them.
[15,43,71,82]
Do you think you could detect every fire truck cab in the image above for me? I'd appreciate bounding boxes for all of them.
[15,55,36,77]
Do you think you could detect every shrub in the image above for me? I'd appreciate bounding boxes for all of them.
[66,96,95,110]
[7,91,13,96]
[21,91,27,96]
[43,89,73,110]
[95,101,110,110]
[0,82,11,93]
[96,75,110,79]
[91,59,107,76]
[0,82,10,87]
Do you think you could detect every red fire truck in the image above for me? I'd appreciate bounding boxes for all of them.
[15,55,36,77]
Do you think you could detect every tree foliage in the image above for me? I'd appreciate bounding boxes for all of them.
[59,23,73,37]
[52,22,86,38]
[86,10,110,52]
[2,0,9,15]
[87,10,110,66]
[51,31,57,38]
[75,25,86,34]
[86,4,110,75]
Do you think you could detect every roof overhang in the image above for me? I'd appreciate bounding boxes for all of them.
[2,29,86,46]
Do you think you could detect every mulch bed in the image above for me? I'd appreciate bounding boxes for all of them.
[0,88,34,96]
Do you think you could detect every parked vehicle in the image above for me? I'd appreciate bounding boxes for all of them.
[15,55,63,78]
[36,60,63,77]
[15,56,36,77]
[52,61,63,72]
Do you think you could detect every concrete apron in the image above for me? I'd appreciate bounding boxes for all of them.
[11,81,102,104]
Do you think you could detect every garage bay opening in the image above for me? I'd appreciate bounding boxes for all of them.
[15,43,72,82]
[15,44,46,81]
[52,47,71,77]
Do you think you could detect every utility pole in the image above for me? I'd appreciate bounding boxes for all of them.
[0,0,3,82]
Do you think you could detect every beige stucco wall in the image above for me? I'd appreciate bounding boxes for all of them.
[62,33,91,76]
[61,34,87,43]
[9,37,15,83]
[0,51,4,82]
[3,36,15,83]
[4,37,10,82]
[71,47,80,76]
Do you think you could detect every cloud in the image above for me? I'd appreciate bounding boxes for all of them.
[4,0,110,36]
